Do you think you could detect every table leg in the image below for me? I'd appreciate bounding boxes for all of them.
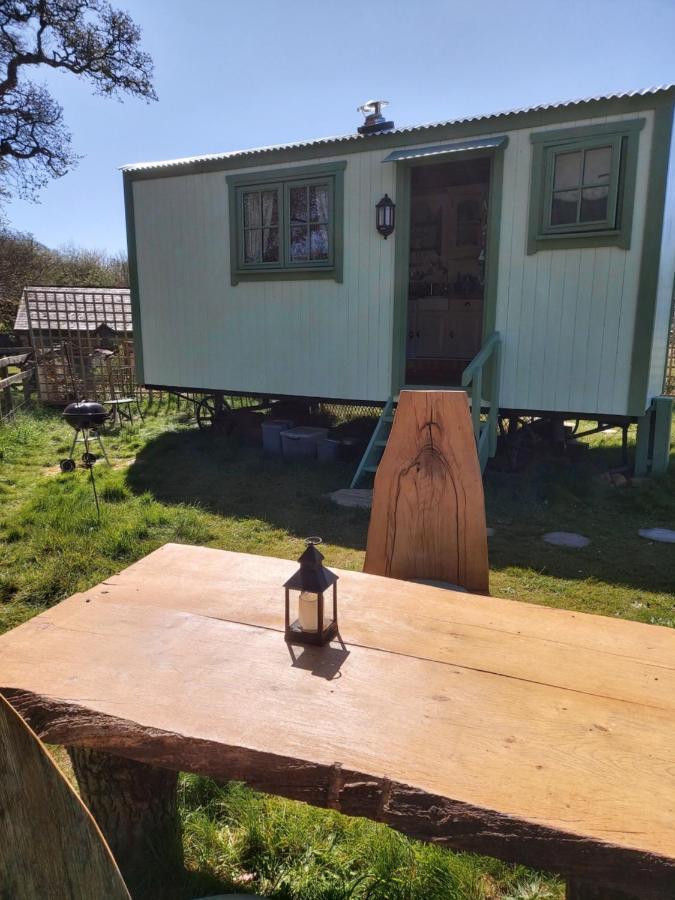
[68,747,183,899]
[566,879,648,899]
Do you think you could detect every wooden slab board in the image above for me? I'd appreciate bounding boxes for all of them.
[1,544,675,895]
[0,693,130,899]
[364,390,489,592]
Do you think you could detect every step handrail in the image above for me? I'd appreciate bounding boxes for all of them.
[461,331,502,467]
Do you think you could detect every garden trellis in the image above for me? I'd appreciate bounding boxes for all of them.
[14,287,135,405]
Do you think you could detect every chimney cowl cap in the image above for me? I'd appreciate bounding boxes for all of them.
[357,99,394,135]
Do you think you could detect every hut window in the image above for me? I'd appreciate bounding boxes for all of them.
[227,162,346,284]
[527,118,644,254]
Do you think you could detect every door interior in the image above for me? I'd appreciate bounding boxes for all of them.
[406,156,490,386]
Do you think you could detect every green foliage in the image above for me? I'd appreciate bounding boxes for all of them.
[0,227,128,328]
[0,0,155,202]
[178,778,559,899]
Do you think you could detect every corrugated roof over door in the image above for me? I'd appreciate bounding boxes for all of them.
[381,136,508,163]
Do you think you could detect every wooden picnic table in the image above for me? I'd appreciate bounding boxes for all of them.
[1,542,674,899]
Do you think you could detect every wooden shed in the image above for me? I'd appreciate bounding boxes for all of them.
[123,86,675,476]
[14,287,134,404]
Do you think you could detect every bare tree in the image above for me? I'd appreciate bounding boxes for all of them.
[0,0,156,199]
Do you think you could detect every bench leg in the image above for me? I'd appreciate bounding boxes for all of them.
[68,747,183,899]
[566,879,649,899]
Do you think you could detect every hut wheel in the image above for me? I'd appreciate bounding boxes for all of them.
[196,395,232,432]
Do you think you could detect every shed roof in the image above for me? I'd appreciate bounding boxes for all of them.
[122,84,675,175]
[14,287,132,333]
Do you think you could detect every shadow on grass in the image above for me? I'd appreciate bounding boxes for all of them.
[484,440,675,596]
[125,428,369,552]
[126,423,674,595]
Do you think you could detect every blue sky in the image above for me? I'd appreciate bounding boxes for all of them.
[5,0,675,254]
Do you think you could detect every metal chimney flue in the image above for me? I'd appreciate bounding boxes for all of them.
[357,100,394,135]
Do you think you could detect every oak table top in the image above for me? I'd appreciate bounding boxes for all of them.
[2,542,674,897]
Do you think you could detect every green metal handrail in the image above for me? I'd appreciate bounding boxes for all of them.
[461,331,502,469]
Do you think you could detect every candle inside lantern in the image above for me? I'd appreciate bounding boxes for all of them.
[298,591,322,632]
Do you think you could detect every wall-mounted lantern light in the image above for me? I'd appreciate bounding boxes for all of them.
[376,194,395,239]
[284,538,338,646]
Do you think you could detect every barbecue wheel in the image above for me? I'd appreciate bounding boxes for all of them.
[82,452,98,466]
[59,458,76,473]
[196,396,232,432]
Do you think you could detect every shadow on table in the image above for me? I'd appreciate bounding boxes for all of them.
[125,428,370,551]
[287,641,350,680]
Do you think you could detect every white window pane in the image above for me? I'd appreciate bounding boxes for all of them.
[553,152,582,190]
[243,192,260,228]
[244,230,261,263]
[261,190,279,226]
[290,225,309,260]
[262,228,279,262]
[310,224,328,260]
[309,185,329,223]
[583,146,612,186]
[290,187,308,224]
[580,186,609,223]
[551,189,578,225]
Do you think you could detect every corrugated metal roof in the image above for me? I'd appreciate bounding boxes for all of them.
[122,84,674,173]
[382,135,507,163]
[14,287,132,333]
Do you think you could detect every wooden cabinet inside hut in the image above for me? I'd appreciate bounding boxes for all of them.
[407,157,490,386]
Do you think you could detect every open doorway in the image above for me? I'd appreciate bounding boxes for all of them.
[406,156,490,386]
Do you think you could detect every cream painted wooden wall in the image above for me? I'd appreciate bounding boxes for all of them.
[648,108,675,402]
[133,151,396,402]
[132,110,657,415]
[494,111,653,417]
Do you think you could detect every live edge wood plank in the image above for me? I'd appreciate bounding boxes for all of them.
[364,390,489,591]
[3,687,671,899]
[2,544,675,897]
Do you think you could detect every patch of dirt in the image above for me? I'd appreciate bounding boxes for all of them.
[41,457,135,477]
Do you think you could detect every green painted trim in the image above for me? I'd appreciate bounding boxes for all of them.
[634,406,652,476]
[122,172,144,384]
[230,269,343,284]
[225,161,347,187]
[483,146,505,340]
[530,118,645,144]
[124,89,675,183]
[226,162,346,285]
[390,143,506,395]
[628,100,675,415]
[540,134,622,235]
[390,164,410,394]
[651,396,673,474]
[527,119,645,254]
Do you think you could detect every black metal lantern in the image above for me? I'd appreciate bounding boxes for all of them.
[376,193,395,239]
[284,538,338,646]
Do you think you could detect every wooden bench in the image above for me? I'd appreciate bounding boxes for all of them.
[1,544,674,899]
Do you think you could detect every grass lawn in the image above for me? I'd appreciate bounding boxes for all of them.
[1,400,673,899]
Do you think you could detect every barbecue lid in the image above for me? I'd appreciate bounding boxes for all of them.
[63,401,109,427]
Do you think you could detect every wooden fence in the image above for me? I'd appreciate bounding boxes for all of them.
[0,353,35,423]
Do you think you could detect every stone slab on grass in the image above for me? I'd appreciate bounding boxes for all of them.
[638,528,675,544]
[329,489,373,509]
[543,531,590,549]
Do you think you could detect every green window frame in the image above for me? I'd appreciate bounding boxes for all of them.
[227,162,346,284]
[527,119,645,254]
